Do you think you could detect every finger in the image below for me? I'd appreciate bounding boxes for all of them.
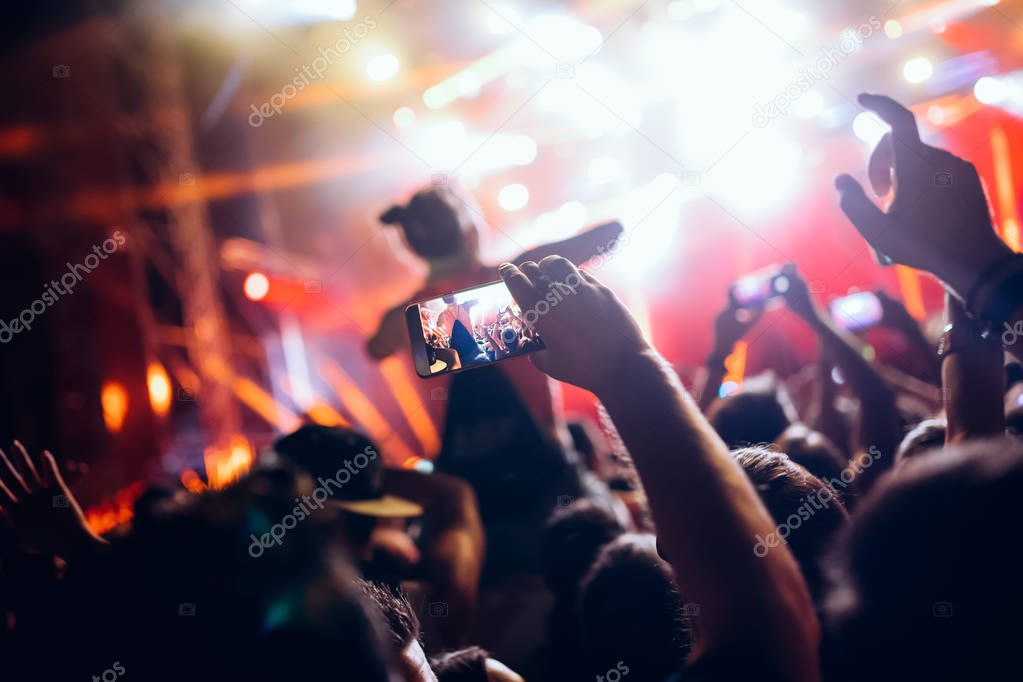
[499,263,542,309]
[0,477,16,507]
[579,270,600,286]
[0,447,29,495]
[835,174,887,244]
[40,450,63,489]
[519,260,548,286]
[868,132,894,197]
[529,349,553,377]
[538,255,583,287]
[12,441,43,488]
[858,93,920,145]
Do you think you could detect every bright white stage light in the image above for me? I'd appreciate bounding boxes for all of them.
[975,76,1009,104]
[903,57,934,83]
[367,54,400,82]
[884,20,903,39]
[853,111,889,145]
[415,120,469,167]
[393,107,416,129]
[498,184,529,211]
[588,156,624,184]
[535,201,588,240]
[524,15,603,62]
[484,4,522,34]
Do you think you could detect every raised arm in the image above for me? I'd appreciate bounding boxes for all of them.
[782,266,901,491]
[698,293,763,412]
[499,257,819,682]
[941,292,1005,443]
[513,220,623,267]
[835,93,1023,363]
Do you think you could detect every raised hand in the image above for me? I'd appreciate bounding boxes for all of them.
[835,93,1010,298]
[0,442,106,557]
[710,290,764,360]
[777,264,822,322]
[498,257,650,393]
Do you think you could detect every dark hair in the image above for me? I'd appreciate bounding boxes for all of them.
[579,534,690,681]
[825,437,1023,681]
[380,186,476,260]
[430,646,490,682]
[775,425,853,502]
[895,417,946,463]
[355,578,420,649]
[45,467,396,681]
[708,377,795,448]
[540,499,626,598]
[734,446,849,600]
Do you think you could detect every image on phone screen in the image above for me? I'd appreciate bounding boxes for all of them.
[405,280,545,378]
[830,291,883,332]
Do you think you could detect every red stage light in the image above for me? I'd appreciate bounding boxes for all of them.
[243,271,270,301]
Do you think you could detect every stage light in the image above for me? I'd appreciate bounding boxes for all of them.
[367,54,400,82]
[101,382,128,434]
[243,272,270,301]
[853,111,889,145]
[498,184,529,211]
[525,15,603,62]
[588,156,623,184]
[903,57,933,83]
[416,120,469,167]
[536,201,587,239]
[975,76,1009,104]
[393,107,416,129]
[794,91,825,119]
[884,20,903,39]
[484,4,522,34]
[147,362,172,417]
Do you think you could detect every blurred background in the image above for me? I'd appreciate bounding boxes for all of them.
[1,0,1021,529]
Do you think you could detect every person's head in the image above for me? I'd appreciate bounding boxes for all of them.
[825,437,1023,681]
[540,499,626,599]
[430,647,523,682]
[735,446,849,600]
[381,186,479,262]
[357,578,435,682]
[58,467,398,681]
[895,417,946,464]
[775,424,852,500]
[272,425,422,554]
[708,374,796,448]
[579,533,690,681]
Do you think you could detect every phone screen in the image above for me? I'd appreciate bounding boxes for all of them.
[405,280,545,378]
[830,292,883,331]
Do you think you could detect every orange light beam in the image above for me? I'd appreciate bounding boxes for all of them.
[232,376,303,433]
[379,357,441,457]
[321,359,420,465]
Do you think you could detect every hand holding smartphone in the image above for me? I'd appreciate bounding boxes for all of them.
[405,279,545,378]
[830,291,883,332]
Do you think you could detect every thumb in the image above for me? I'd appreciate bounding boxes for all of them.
[836,174,886,244]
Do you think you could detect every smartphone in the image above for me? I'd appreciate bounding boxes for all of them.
[405,279,545,378]
[731,265,790,307]
[830,291,883,332]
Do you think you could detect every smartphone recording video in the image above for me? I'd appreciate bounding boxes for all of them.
[830,291,883,332]
[405,280,544,378]
[731,265,791,307]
